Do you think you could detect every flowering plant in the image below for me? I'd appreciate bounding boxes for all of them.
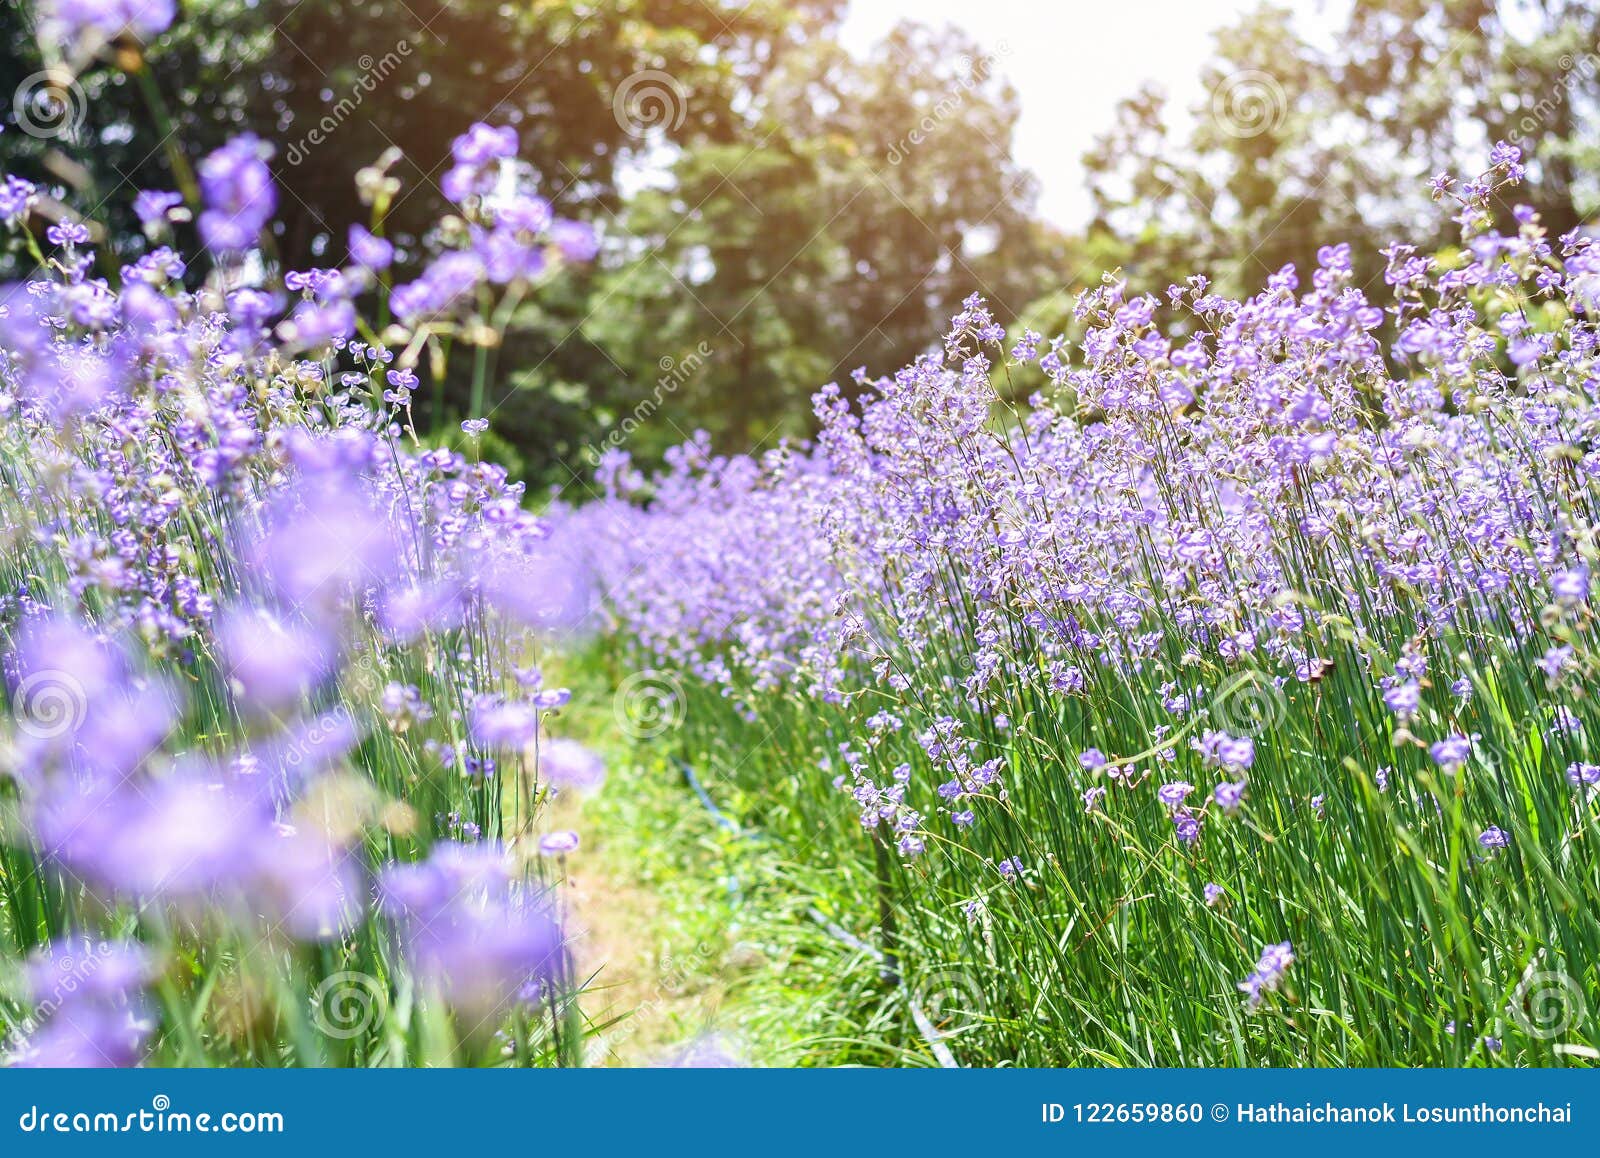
[566,147,1600,1065]
[0,3,604,1067]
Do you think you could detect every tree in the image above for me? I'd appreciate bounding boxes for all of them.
[1082,0,1600,299]
[590,20,1067,450]
[1,0,818,268]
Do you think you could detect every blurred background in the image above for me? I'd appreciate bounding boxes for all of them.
[3,0,1597,488]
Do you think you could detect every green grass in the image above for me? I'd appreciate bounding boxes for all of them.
[554,647,976,1067]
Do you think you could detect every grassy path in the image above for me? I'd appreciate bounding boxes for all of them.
[550,765,753,1066]
[546,651,963,1067]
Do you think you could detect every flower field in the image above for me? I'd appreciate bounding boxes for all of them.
[559,153,1600,1066]
[2,0,1599,1072]
[0,7,606,1064]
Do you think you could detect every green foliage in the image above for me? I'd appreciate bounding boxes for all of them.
[1083,0,1600,298]
[589,20,1068,450]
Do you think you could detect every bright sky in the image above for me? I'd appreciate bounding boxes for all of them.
[836,0,1318,229]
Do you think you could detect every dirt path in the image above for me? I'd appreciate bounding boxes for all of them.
[545,772,749,1066]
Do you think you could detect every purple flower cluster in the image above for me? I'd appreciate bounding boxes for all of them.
[0,112,606,1063]
[389,123,596,325]
[543,147,1600,1048]
[41,0,175,43]
[379,843,564,1023]
[1238,941,1295,1009]
[5,939,156,1067]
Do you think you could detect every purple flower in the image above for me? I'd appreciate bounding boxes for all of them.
[6,1000,153,1067]
[0,174,38,223]
[251,830,360,941]
[452,122,518,167]
[22,938,156,1007]
[1538,646,1573,681]
[1173,813,1202,845]
[471,698,538,749]
[440,123,518,203]
[550,218,598,263]
[133,190,184,229]
[1196,729,1254,771]
[46,220,90,247]
[35,771,270,902]
[216,606,333,711]
[245,470,400,613]
[1212,779,1246,813]
[540,738,605,793]
[1238,940,1294,1008]
[1082,786,1106,813]
[280,298,356,349]
[1157,781,1194,809]
[496,193,553,234]
[477,544,596,637]
[1382,681,1421,719]
[1217,735,1255,771]
[538,830,580,856]
[1203,883,1225,907]
[378,580,465,642]
[654,1033,747,1069]
[379,683,431,731]
[1566,762,1600,788]
[198,135,275,252]
[380,843,563,1023]
[391,250,485,322]
[347,224,394,271]
[1478,825,1510,850]
[42,0,175,41]
[1430,734,1472,771]
[1078,747,1108,772]
[1552,566,1589,606]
